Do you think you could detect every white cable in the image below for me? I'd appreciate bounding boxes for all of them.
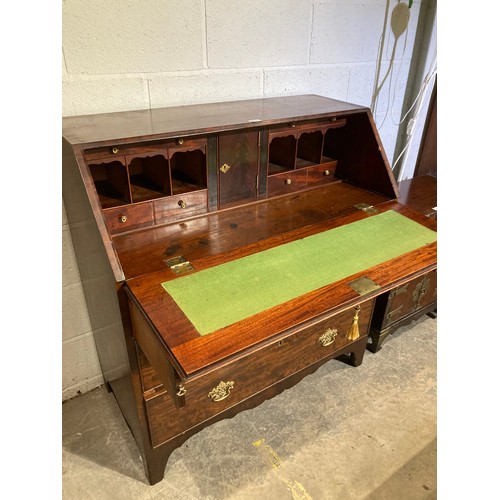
[395,60,437,127]
[390,50,437,177]
[393,64,436,180]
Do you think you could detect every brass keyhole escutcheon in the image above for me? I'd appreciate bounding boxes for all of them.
[323,170,330,176]
[110,146,119,154]
[178,200,187,209]
[319,327,338,347]
[289,122,296,128]
[285,178,292,185]
[118,215,127,223]
[208,381,234,402]
[220,163,231,174]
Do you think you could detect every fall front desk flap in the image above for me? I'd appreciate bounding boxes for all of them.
[161,210,437,336]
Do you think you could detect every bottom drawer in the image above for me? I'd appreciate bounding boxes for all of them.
[145,298,374,447]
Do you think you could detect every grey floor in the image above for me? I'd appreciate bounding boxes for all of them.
[62,316,437,500]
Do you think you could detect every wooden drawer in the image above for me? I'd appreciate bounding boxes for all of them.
[84,138,205,162]
[306,161,338,186]
[103,202,154,235]
[84,143,168,162]
[267,170,307,197]
[154,190,208,224]
[368,270,437,353]
[372,270,437,331]
[144,298,374,447]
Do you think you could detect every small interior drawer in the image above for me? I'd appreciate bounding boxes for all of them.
[306,161,338,186]
[103,202,154,235]
[84,143,168,162]
[154,190,208,224]
[268,119,336,139]
[267,170,307,197]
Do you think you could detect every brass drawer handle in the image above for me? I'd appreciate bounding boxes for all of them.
[176,138,184,145]
[323,170,330,176]
[319,327,338,347]
[285,178,292,185]
[178,200,187,209]
[110,146,119,154]
[118,214,127,223]
[176,385,186,397]
[208,381,234,402]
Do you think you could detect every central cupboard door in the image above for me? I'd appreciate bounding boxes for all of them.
[218,130,259,207]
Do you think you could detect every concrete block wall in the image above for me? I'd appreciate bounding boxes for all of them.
[62,0,427,400]
[62,200,104,400]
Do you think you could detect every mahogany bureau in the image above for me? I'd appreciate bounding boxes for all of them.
[62,95,437,484]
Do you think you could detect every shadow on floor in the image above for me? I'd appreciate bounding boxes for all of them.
[367,438,437,500]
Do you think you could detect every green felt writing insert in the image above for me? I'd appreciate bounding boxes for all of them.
[161,210,436,335]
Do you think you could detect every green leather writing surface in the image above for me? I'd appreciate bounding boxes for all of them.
[162,210,436,335]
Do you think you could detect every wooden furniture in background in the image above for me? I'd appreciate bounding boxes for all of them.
[368,175,437,352]
[414,79,437,178]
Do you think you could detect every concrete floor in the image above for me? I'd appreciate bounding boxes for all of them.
[62,316,437,499]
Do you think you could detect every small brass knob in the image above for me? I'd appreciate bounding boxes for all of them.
[285,178,292,185]
[178,200,187,209]
[118,215,127,223]
[289,122,296,128]
[323,170,330,176]
[330,117,337,122]
[176,138,184,145]
[110,147,119,154]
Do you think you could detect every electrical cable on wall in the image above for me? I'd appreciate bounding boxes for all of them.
[370,1,436,180]
[392,56,437,180]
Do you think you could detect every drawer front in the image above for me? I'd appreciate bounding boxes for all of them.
[154,190,208,224]
[84,138,205,162]
[306,161,338,186]
[381,270,437,328]
[103,202,154,234]
[268,120,345,140]
[84,144,168,162]
[267,170,307,197]
[145,299,374,447]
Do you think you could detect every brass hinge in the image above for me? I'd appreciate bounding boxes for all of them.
[353,203,379,215]
[348,276,381,296]
[165,256,195,275]
[256,173,259,190]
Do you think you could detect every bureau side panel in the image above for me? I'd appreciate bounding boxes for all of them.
[63,138,150,465]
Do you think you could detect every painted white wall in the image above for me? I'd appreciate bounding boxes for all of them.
[62,0,427,400]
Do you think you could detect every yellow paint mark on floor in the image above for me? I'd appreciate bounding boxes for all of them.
[253,439,313,500]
